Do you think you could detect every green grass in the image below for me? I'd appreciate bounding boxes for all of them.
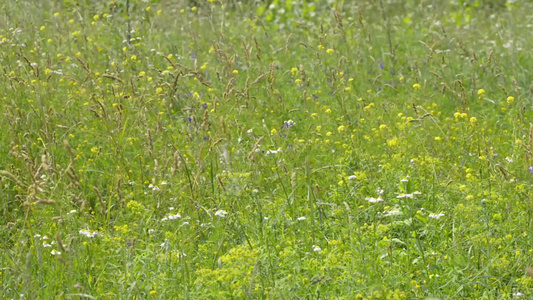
[1,0,533,298]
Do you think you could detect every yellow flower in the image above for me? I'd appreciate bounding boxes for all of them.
[326,48,334,54]
[150,290,156,296]
[191,6,197,11]
[469,117,477,125]
[93,14,99,21]
[506,96,514,104]
[270,128,278,135]
[232,70,239,75]
[156,87,163,94]
[157,10,162,15]
[477,89,485,96]
[318,45,324,51]
[146,6,151,12]
[337,125,346,133]
[412,83,421,90]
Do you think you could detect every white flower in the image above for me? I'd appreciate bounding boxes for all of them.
[297,216,307,221]
[365,197,384,203]
[266,148,282,155]
[506,157,513,163]
[413,191,422,195]
[400,179,409,182]
[428,213,445,219]
[383,210,401,217]
[148,229,155,234]
[148,184,154,189]
[396,193,414,199]
[215,210,228,218]
[42,242,52,248]
[264,217,269,220]
[160,181,168,185]
[79,229,99,238]
[68,210,77,214]
[34,234,42,238]
[347,175,357,180]
[51,249,61,256]
[152,186,161,191]
[182,222,190,226]
[42,236,49,240]
[168,213,182,220]
[513,292,524,298]
[284,120,295,127]
[247,128,254,134]
[313,245,322,252]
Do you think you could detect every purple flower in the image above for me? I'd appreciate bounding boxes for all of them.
[529,166,533,174]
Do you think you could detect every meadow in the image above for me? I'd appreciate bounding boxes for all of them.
[1,0,533,298]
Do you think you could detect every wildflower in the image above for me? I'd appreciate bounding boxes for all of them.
[232,69,239,75]
[318,45,324,51]
[297,216,307,221]
[347,175,357,180]
[79,229,99,238]
[477,89,485,96]
[469,117,478,125]
[326,48,334,54]
[266,149,282,155]
[396,194,413,199]
[413,83,421,90]
[383,210,401,217]
[167,213,181,220]
[507,96,515,104]
[313,245,322,252]
[428,213,445,219]
[529,167,533,175]
[51,250,61,256]
[365,197,384,203]
[34,234,42,238]
[42,242,52,247]
[283,120,295,127]
[215,210,228,218]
